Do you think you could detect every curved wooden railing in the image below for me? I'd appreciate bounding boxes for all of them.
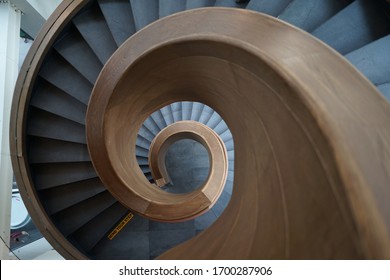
[87,111,228,221]
[10,1,390,259]
[148,121,227,194]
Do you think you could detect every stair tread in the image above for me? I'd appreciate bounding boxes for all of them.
[29,137,90,164]
[30,79,87,125]
[136,138,151,150]
[136,156,149,165]
[224,179,234,195]
[170,103,182,122]
[150,111,167,130]
[40,177,107,215]
[143,118,161,135]
[140,165,151,173]
[213,120,229,135]
[346,34,390,86]
[138,125,156,142]
[220,128,233,143]
[181,101,193,120]
[73,3,118,64]
[214,0,247,8]
[191,102,205,121]
[278,0,352,32]
[160,105,174,125]
[54,25,103,84]
[312,0,390,55]
[206,111,222,129]
[149,229,195,259]
[159,0,186,18]
[70,202,128,253]
[31,162,97,190]
[186,0,216,10]
[195,210,217,231]
[246,0,292,17]
[149,113,164,131]
[198,111,213,124]
[90,223,150,260]
[98,0,136,46]
[27,108,86,144]
[136,146,149,157]
[52,191,117,237]
[378,83,390,100]
[130,0,159,31]
[39,51,93,105]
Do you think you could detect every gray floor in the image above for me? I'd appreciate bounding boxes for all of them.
[10,219,43,251]
[162,139,210,194]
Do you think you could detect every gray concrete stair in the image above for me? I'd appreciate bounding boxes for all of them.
[311,0,390,55]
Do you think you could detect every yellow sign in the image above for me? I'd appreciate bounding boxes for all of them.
[107,212,134,240]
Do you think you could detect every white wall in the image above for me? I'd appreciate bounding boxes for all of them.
[27,0,62,19]
[0,2,21,260]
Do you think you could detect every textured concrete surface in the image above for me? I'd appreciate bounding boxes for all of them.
[164,139,210,194]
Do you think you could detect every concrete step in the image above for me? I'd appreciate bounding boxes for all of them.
[312,0,390,55]
[186,0,216,10]
[279,0,352,32]
[246,0,292,17]
[159,0,186,18]
[130,0,159,31]
[378,83,390,100]
[346,35,390,86]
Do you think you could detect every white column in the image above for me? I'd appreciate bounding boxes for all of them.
[0,2,21,260]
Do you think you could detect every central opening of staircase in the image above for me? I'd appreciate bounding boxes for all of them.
[163,138,210,194]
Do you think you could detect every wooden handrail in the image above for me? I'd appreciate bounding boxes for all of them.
[148,121,227,204]
[87,101,228,222]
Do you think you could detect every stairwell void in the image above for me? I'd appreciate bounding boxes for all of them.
[164,138,210,194]
[136,102,234,195]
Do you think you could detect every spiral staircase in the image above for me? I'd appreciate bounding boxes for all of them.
[11,0,390,259]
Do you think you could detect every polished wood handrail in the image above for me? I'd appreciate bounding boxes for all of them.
[87,101,228,222]
[148,121,227,207]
